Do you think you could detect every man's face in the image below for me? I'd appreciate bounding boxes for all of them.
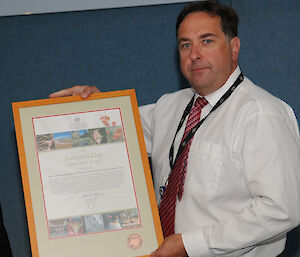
[177,12,240,96]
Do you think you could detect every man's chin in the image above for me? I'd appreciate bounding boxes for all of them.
[189,81,212,96]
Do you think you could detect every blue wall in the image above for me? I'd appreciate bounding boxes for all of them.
[0,1,299,256]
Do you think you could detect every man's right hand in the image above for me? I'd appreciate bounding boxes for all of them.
[49,85,100,99]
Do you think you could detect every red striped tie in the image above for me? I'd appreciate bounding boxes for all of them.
[159,97,208,237]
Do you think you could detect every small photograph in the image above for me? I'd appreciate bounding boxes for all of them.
[49,218,68,238]
[98,114,124,143]
[106,126,124,143]
[53,132,73,149]
[99,115,112,127]
[71,129,90,147]
[103,212,123,231]
[89,128,108,145]
[119,209,140,229]
[36,134,55,152]
[103,208,140,232]
[66,216,86,236]
[84,214,105,233]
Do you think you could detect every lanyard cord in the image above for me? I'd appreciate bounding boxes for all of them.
[168,72,244,169]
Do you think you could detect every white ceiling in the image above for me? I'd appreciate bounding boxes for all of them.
[1,0,196,17]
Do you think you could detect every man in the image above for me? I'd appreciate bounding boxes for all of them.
[50,1,300,256]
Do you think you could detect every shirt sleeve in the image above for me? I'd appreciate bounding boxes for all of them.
[182,105,300,256]
[138,104,156,156]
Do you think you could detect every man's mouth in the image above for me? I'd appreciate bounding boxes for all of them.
[192,66,208,72]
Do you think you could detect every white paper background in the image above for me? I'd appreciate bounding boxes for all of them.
[33,109,137,220]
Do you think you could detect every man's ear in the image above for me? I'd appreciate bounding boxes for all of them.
[230,36,240,62]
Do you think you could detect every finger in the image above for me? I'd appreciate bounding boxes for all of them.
[49,86,86,98]
[151,246,162,257]
[81,86,100,99]
[150,250,157,257]
[49,89,72,98]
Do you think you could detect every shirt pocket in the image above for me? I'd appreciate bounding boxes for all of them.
[186,141,227,197]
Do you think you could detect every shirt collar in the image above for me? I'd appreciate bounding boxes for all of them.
[194,66,241,108]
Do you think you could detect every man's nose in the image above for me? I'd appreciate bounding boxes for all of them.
[189,45,202,61]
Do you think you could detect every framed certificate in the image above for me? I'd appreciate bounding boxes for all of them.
[12,89,163,257]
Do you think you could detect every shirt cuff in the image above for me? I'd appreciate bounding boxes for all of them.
[182,230,212,257]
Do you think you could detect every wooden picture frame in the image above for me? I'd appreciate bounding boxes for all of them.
[12,89,163,257]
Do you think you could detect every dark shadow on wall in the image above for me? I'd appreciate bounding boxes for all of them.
[8,132,32,257]
[0,204,13,257]
[174,47,190,90]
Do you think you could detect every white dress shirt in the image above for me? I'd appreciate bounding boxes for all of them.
[139,67,300,256]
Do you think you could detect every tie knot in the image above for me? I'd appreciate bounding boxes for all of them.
[194,97,208,109]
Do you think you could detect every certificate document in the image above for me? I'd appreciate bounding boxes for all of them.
[12,90,163,257]
[34,108,140,238]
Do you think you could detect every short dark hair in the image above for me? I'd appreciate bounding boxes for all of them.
[176,1,239,40]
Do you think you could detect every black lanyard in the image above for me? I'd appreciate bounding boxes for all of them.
[169,72,244,170]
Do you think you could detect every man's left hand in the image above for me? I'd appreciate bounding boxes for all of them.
[151,234,188,257]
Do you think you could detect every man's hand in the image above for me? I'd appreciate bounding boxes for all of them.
[151,234,188,257]
[49,85,100,99]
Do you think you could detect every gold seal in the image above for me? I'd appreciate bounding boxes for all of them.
[126,233,143,250]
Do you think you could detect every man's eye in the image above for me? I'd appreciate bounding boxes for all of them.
[203,39,213,44]
[181,43,190,49]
